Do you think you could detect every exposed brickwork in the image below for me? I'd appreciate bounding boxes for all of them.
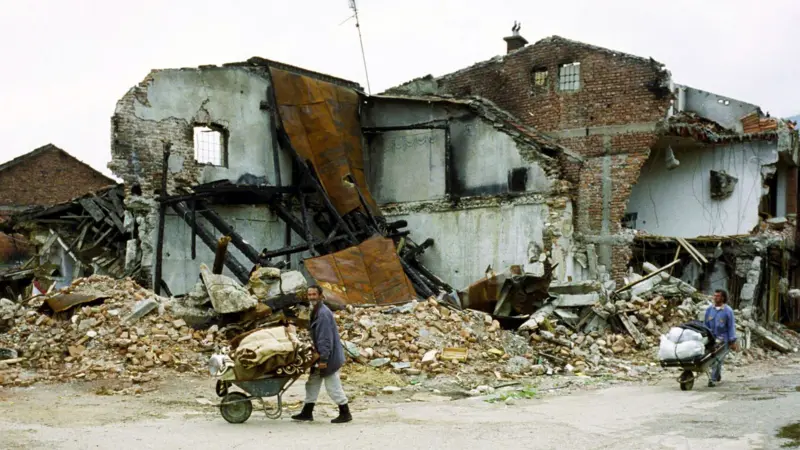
[0,145,115,208]
[108,71,204,197]
[418,36,673,282]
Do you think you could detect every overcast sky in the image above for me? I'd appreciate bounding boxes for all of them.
[1,0,798,177]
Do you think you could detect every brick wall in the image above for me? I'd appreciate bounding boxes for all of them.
[437,36,671,133]
[0,146,115,208]
[430,36,673,281]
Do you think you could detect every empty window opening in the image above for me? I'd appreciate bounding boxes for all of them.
[532,68,548,88]
[558,62,581,92]
[193,125,227,166]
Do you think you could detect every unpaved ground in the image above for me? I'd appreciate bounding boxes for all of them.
[2,358,800,449]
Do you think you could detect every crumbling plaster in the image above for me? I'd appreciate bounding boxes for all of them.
[627,139,780,237]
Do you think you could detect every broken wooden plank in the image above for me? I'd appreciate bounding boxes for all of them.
[79,198,106,222]
[614,259,680,294]
[213,236,231,275]
[676,237,708,264]
[618,314,645,347]
[108,189,125,215]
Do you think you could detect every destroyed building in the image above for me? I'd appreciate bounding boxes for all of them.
[386,29,800,324]
[108,58,580,307]
[0,145,118,298]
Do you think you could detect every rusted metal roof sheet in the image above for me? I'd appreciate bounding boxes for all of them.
[39,292,109,314]
[304,236,416,306]
[270,68,377,216]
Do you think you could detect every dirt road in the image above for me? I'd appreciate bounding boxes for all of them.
[2,359,800,449]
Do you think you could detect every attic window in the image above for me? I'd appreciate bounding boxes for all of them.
[532,68,548,88]
[558,62,581,92]
[193,125,227,166]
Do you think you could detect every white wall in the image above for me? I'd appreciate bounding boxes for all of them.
[387,203,549,290]
[627,140,778,237]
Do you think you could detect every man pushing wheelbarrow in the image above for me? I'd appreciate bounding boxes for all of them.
[292,285,353,424]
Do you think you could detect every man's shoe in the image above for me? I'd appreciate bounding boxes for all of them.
[291,403,314,421]
[708,381,716,387]
[331,403,352,423]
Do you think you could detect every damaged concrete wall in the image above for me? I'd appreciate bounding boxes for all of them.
[110,67,291,193]
[627,139,779,237]
[110,66,295,291]
[364,98,578,289]
[676,85,759,133]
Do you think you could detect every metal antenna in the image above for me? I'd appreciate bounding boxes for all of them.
[348,0,372,94]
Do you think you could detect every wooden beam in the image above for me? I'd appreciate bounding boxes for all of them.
[170,201,250,283]
[194,199,262,264]
[154,143,171,295]
[614,259,681,294]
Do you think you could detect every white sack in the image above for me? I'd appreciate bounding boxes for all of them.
[658,336,705,361]
[666,327,704,344]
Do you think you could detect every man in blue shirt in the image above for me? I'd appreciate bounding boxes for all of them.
[704,289,739,387]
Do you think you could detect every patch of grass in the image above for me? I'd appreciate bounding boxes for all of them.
[485,387,537,404]
[777,422,800,448]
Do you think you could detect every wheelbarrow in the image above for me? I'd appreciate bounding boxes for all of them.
[214,373,301,424]
[659,343,730,391]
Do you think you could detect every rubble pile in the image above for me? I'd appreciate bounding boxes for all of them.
[0,276,226,387]
[336,299,550,379]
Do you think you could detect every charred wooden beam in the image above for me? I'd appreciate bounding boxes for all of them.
[299,193,315,256]
[170,201,250,283]
[154,143,171,295]
[362,121,449,133]
[193,199,262,264]
[213,236,231,275]
[402,238,435,261]
[159,279,173,297]
[190,200,197,260]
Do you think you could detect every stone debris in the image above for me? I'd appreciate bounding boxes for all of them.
[0,275,228,387]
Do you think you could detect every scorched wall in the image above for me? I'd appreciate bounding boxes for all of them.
[363,97,577,289]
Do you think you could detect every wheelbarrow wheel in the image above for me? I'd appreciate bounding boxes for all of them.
[220,392,253,424]
[679,370,694,391]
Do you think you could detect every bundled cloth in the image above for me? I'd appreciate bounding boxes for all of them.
[234,326,299,371]
[658,323,713,361]
[226,325,318,381]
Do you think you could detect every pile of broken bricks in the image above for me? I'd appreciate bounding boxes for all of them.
[0,276,230,388]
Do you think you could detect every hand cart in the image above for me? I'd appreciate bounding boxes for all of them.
[660,343,729,391]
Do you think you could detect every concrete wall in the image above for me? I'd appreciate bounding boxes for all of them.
[677,85,759,133]
[626,140,779,237]
[365,97,579,289]
[385,202,547,290]
[364,99,553,202]
[368,129,447,203]
[110,67,292,196]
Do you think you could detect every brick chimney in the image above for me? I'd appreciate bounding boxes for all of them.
[503,21,528,53]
